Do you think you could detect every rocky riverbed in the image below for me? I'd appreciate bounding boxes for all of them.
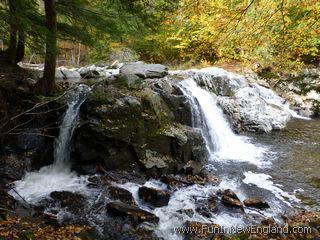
[0,62,319,239]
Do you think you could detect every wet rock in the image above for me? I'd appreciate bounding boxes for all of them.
[0,155,29,186]
[0,190,34,220]
[177,209,194,217]
[138,186,170,207]
[184,221,221,240]
[50,191,87,214]
[160,174,219,189]
[108,186,136,206]
[107,202,159,224]
[220,189,243,208]
[187,67,248,96]
[120,62,168,79]
[196,196,218,218]
[218,87,291,132]
[261,217,276,226]
[103,217,159,240]
[244,197,270,209]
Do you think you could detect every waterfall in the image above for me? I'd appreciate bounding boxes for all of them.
[10,85,91,203]
[53,84,91,169]
[252,83,311,120]
[179,78,265,165]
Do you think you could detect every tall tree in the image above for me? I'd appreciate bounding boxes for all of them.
[35,0,57,95]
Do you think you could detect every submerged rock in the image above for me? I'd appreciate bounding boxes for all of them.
[50,191,87,214]
[107,202,159,224]
[195,196,219,218]
[244,197,270,209]
[160,174,219,189]
[138,186,170,207]
[177,208,194,217]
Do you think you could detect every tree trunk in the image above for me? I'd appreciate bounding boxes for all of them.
[35,0,57,95]
[15,30,25,63]
[0,0,18,66]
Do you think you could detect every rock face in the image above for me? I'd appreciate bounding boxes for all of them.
[120,62,168,79]
[72,74,207,176]
[275,68,320,117]
[187,67,248,96]
[218,87,291,132]
[172,67,295,133]
[138,186,170,207]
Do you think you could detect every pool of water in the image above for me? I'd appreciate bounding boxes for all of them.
[251,118,320,209]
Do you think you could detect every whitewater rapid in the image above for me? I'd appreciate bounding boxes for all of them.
[10,85,91,203]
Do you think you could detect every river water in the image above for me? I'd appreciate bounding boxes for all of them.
[8,73,320,239]
[251,119,320,208]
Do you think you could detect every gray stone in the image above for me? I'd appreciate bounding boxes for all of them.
[120,62,168,79]
[218,87,291,132]
[188,67,248,96]
[59,67,81,79]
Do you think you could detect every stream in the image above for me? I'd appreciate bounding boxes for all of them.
[8,71,320,239]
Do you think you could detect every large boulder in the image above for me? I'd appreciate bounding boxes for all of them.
[187,67,248,96]
[218,87,291,132]
[72,80,207,176]
[59,67,81,79]
[120,62,168,79]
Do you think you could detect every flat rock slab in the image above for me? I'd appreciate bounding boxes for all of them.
[138,186,170,207]
[107,202,159,224]
[120,62,168,79]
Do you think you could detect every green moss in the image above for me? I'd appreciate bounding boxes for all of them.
[88,91,113,104]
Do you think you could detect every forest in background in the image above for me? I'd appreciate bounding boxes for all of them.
[0,0,319,94]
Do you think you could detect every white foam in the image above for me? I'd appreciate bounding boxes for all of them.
[252,83,310,120]
[180,78,268,167]
[10,166,88,204]
[243,171,300,206]
[9,85,91,204]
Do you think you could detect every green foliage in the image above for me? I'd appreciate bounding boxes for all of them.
[133,0,320,69]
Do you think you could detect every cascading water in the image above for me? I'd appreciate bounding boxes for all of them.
[179,78,266,165]
[10,84,91,203]
[252,83,310,120]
